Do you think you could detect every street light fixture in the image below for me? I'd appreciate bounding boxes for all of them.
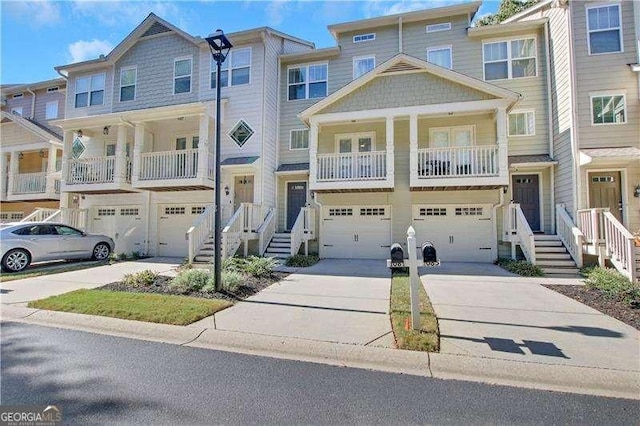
[206,29,232,291]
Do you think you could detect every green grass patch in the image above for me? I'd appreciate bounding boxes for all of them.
[496,258,544,277]
[390,271,439,352]
[582,267,640,308]
[28,289,232,325]
[285,254,320,267]
[0,261,107,283]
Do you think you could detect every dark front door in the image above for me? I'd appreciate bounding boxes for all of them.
[589,171,622,222]
[512,174,541,231]
[286,182,307,230]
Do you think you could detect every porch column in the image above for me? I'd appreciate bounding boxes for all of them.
[409,114,418,186]
[198,112,211,180]
[309,119,319,188]
[114,125,127,185]
[0,153,8,199]
[133,124,145,182]
[385,116,395,183]
[45,144,57,194]
[61,130,74,187]
[496,107,508,179]
[7,151,19,196]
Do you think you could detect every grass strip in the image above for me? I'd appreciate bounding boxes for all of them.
[28,289,232,325]
[390,270,439,352]
[0,261,107,283]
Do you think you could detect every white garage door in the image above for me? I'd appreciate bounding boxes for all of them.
[91,205,144,254]
[412,204,494,263]
[322,205,391,259]
[157,204,210,257]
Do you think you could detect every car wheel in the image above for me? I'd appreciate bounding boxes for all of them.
[92,243,111,261]
[2,249,31,273]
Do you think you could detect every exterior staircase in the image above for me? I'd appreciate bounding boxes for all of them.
[534,234,580,277]
[264,233,292,259]
[193,236,215,264]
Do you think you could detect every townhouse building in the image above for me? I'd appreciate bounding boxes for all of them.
[0,79,65,222]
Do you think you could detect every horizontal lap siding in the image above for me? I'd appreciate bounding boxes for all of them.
[0,123,46,146]
[402,15,470,67]
[65,67,114,119]
[34,90,66,132]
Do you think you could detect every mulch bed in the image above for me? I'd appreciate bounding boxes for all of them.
[544,285,639,330]
[100,271,289,303]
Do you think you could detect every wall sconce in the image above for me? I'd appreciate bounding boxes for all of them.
[38,149,46,158]
[224,185,230,196]
[634,184,640,198]
[18,152,24,160]
[103,126,110,135]
[77,130,83,138]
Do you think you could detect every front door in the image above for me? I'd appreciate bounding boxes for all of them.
[286,182,307,230]
[589,171,622,222]
[512,174,540,231]
[233,175,254,212]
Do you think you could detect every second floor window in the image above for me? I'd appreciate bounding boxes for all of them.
[591,94,626,125]
[353,56,375,79]
[427,46,452,69]
[45,101,58,120]
[483,37,536,81]
[174,58,192,94]
[120,67,136,102]
[508,111,535,136]
[290,129,309,150]
[587,4,622,54]
[288,63,328,100]
[75,73,105,107]
[211,47,251,89]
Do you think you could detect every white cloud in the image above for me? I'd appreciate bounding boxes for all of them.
[70,1,188,29]
[363,0,468,18]
[68,39,114,63]
[264,0,290,27]
[4,0,61,26]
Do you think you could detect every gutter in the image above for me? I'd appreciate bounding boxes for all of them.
[544,21,554,159]
[26,87,36,119]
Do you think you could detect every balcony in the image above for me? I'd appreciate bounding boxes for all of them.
[62,156,133,194]
[312,151,393,191]
[6,172,60,201]
[133,149,215,191]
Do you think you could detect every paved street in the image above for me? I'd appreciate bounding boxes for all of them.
[2,322,637,425]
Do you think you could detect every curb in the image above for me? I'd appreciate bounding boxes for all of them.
[2,305,638,400]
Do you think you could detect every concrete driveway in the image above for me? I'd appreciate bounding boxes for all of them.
[0,258,181,305]
[197,259,393,346]
[421,263,640,372]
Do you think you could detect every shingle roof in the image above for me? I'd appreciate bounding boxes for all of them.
[508,154,555,166]
[276,163,310,173]
[220,156,259,166]
[580,147,640,159]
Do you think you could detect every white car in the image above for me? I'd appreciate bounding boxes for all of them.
[0,222,115,272]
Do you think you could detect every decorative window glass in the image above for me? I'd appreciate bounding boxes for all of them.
[515,177,533,184]
[71,138,86,158]
[228,120,254,147]
[419,208,447,216]
[120,67,136,101]
[328,208,353,216]
[45,101,58,119]
[106,144,116,156]
[191,206,206,215]
[12,93,23,99]
[290,129,309,150]
[592,176,615,182]
[426,22,451,33]
[10,212,24,220]
[97,208,116,216]
[353,56,375,79]
[483,38,536,80]
[174,58,192,94]
[75,73,105,107]
[427,46,452,69]
[587,4,622,54]
[175,136,199,150]
[164,207,186,215]
[455,207,483,216]
[353,33,375,43]
[120,208,139,216]
[288,63,328,100]
[11,107,22,116]
[211,47,251,88]
[508,111,535,136]
[591,94,626,124]
[360,208,385,216]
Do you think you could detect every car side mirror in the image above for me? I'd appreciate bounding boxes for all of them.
[81,232,88,237]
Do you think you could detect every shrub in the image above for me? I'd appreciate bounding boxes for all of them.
[285,254,320,267]
[130,251,141,260]
[496,258,544,277]
[243,256,278,278]
[118,252,129,261]
[222,257,247,273]
[122,270,158,288]
[203,270,246,293]
[584,267,640,308]
[169,269,210,294]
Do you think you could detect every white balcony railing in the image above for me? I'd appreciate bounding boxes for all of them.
[417,145,499,178]
[66,157,115,184]
[12,172,47,194]
[316,151,387,181]
[139,149,198,181]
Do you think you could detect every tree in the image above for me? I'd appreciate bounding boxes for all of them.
[475,0,540,26]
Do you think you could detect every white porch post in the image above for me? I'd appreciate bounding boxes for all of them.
[114,125,127,185]
[197,111,211,180]
[409,114,418,186]
[133,124,145,183]
[45,144,57,194]
[496,107,508,179]
[385,116,395,184]
[61,131,74,187]
[0,153,8,199]
[309,119,319,188]
[7,151,19,196]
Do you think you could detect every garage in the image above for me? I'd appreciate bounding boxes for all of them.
[322,205,391,259]
[157,204,210,257]
[90,205,144,254]
[412,204,494,263]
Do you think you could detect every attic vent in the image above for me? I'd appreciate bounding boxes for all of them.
[382,61,422,74]
[142,22,171,37]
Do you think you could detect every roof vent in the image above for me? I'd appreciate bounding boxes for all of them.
[382,61,422,74]
[142,22,172,37]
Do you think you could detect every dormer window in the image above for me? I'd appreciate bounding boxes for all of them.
[353,33,375,43]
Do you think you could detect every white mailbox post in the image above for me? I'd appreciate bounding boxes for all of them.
[406,226,421,330]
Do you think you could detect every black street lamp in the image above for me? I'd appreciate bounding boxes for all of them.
[206,29,232,291]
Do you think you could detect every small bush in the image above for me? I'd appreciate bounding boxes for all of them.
[203,270,246,293]
[118,252,129,261]
[122,270,158,288]
[169,269,210,294]
[130,251,141,260]
[285,254,320,267]
[243,256,277,278]
[222,257,247,273]
[496,258,544,277]
[584,267,640,308]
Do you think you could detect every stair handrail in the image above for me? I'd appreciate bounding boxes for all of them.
[241,203,263,232]
[61,208,89,231]
[290,207,316,256]
[187,205,215,263]
[602,211,637,282]
[512,203,536,264]
[556,204,584,268]
[303,207,316,240]
[257,208,276,256]
[19,208,59,223]
[221,205,245,259]
[577,208,608,244]
[502,203,518,242]
[44,210,62,222]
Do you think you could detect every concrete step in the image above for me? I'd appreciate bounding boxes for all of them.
[535,246,567,253]
[535,253,572,260]
[266,247,290,254]
[543,273,583,279]
[274,233,291,238]
[534,234,560,241]
[264,252,289,259]
[194,255,213,263]
[541,266,580,275]
[269,242,291,249]
[535,240,563,247]
[536,260,578,267]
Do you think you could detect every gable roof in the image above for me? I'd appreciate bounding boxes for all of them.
[0,111,62,143]
[299,53,521,121]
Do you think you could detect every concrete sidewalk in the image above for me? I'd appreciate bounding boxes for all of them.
[0,257,181,304]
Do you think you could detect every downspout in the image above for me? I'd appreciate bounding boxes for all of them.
[312,191,323,258]
[567,3,581,217]
[144,191,151,256]
[261,31,268,208]
[492,189,506,261]
[398,17,403,53]
[544,21,553,159]
[26,87,36,119]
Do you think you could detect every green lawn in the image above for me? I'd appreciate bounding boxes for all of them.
[0,261,107,283]
[28,289,232,325]
[390,271,439,352]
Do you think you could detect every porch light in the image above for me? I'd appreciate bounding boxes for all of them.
[634,184,640,198]
[77,130,83,138]
[224,185,230,196]
[206,29,233,292]
[103,126,110,135]
[38,149,45,158]
[18,152,23,160]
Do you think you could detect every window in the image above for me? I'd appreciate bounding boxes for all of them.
[288,63,328,100]
[12,93,23,99]
[164,207,186,215]
[508,111,535,136]
[591,94,626,125]
[229,120,254,147]
[97,208,116,216]
[75,73,105,107]
[11,107,22,116]
[191,206,206,215]
[353,33,375,43]
[426,22,451,33]
[211,47,251,89]
[427,46,452,69]
[587,4,622,54]
[335,132,375,153]
[328,208,353,216]
[483,37,536,80]
[47,87,59,93]
[353,56,375,79]
[120,67,136,101]
[290,129,309,150]
[360,208,385,216]
[120,208,140,216]
[174,57,192,94]
[175,136,199,150]
[55,225,83,236]
[455,207,483,216]
[45,101,58,119]
[419,207,447,216]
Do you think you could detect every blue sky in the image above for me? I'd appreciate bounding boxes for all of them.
[1,0,500,84]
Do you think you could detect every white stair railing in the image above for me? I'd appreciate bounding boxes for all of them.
[504,203,536,263]
[556,204,584,268]
[187,205,215,263]
[221,206,244,260]
[577,208,608,244]
[257,208,276,256]
[289,207,316,256]
[20,208,59,223]
[603,212,637,282]
[60,208,88,230]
